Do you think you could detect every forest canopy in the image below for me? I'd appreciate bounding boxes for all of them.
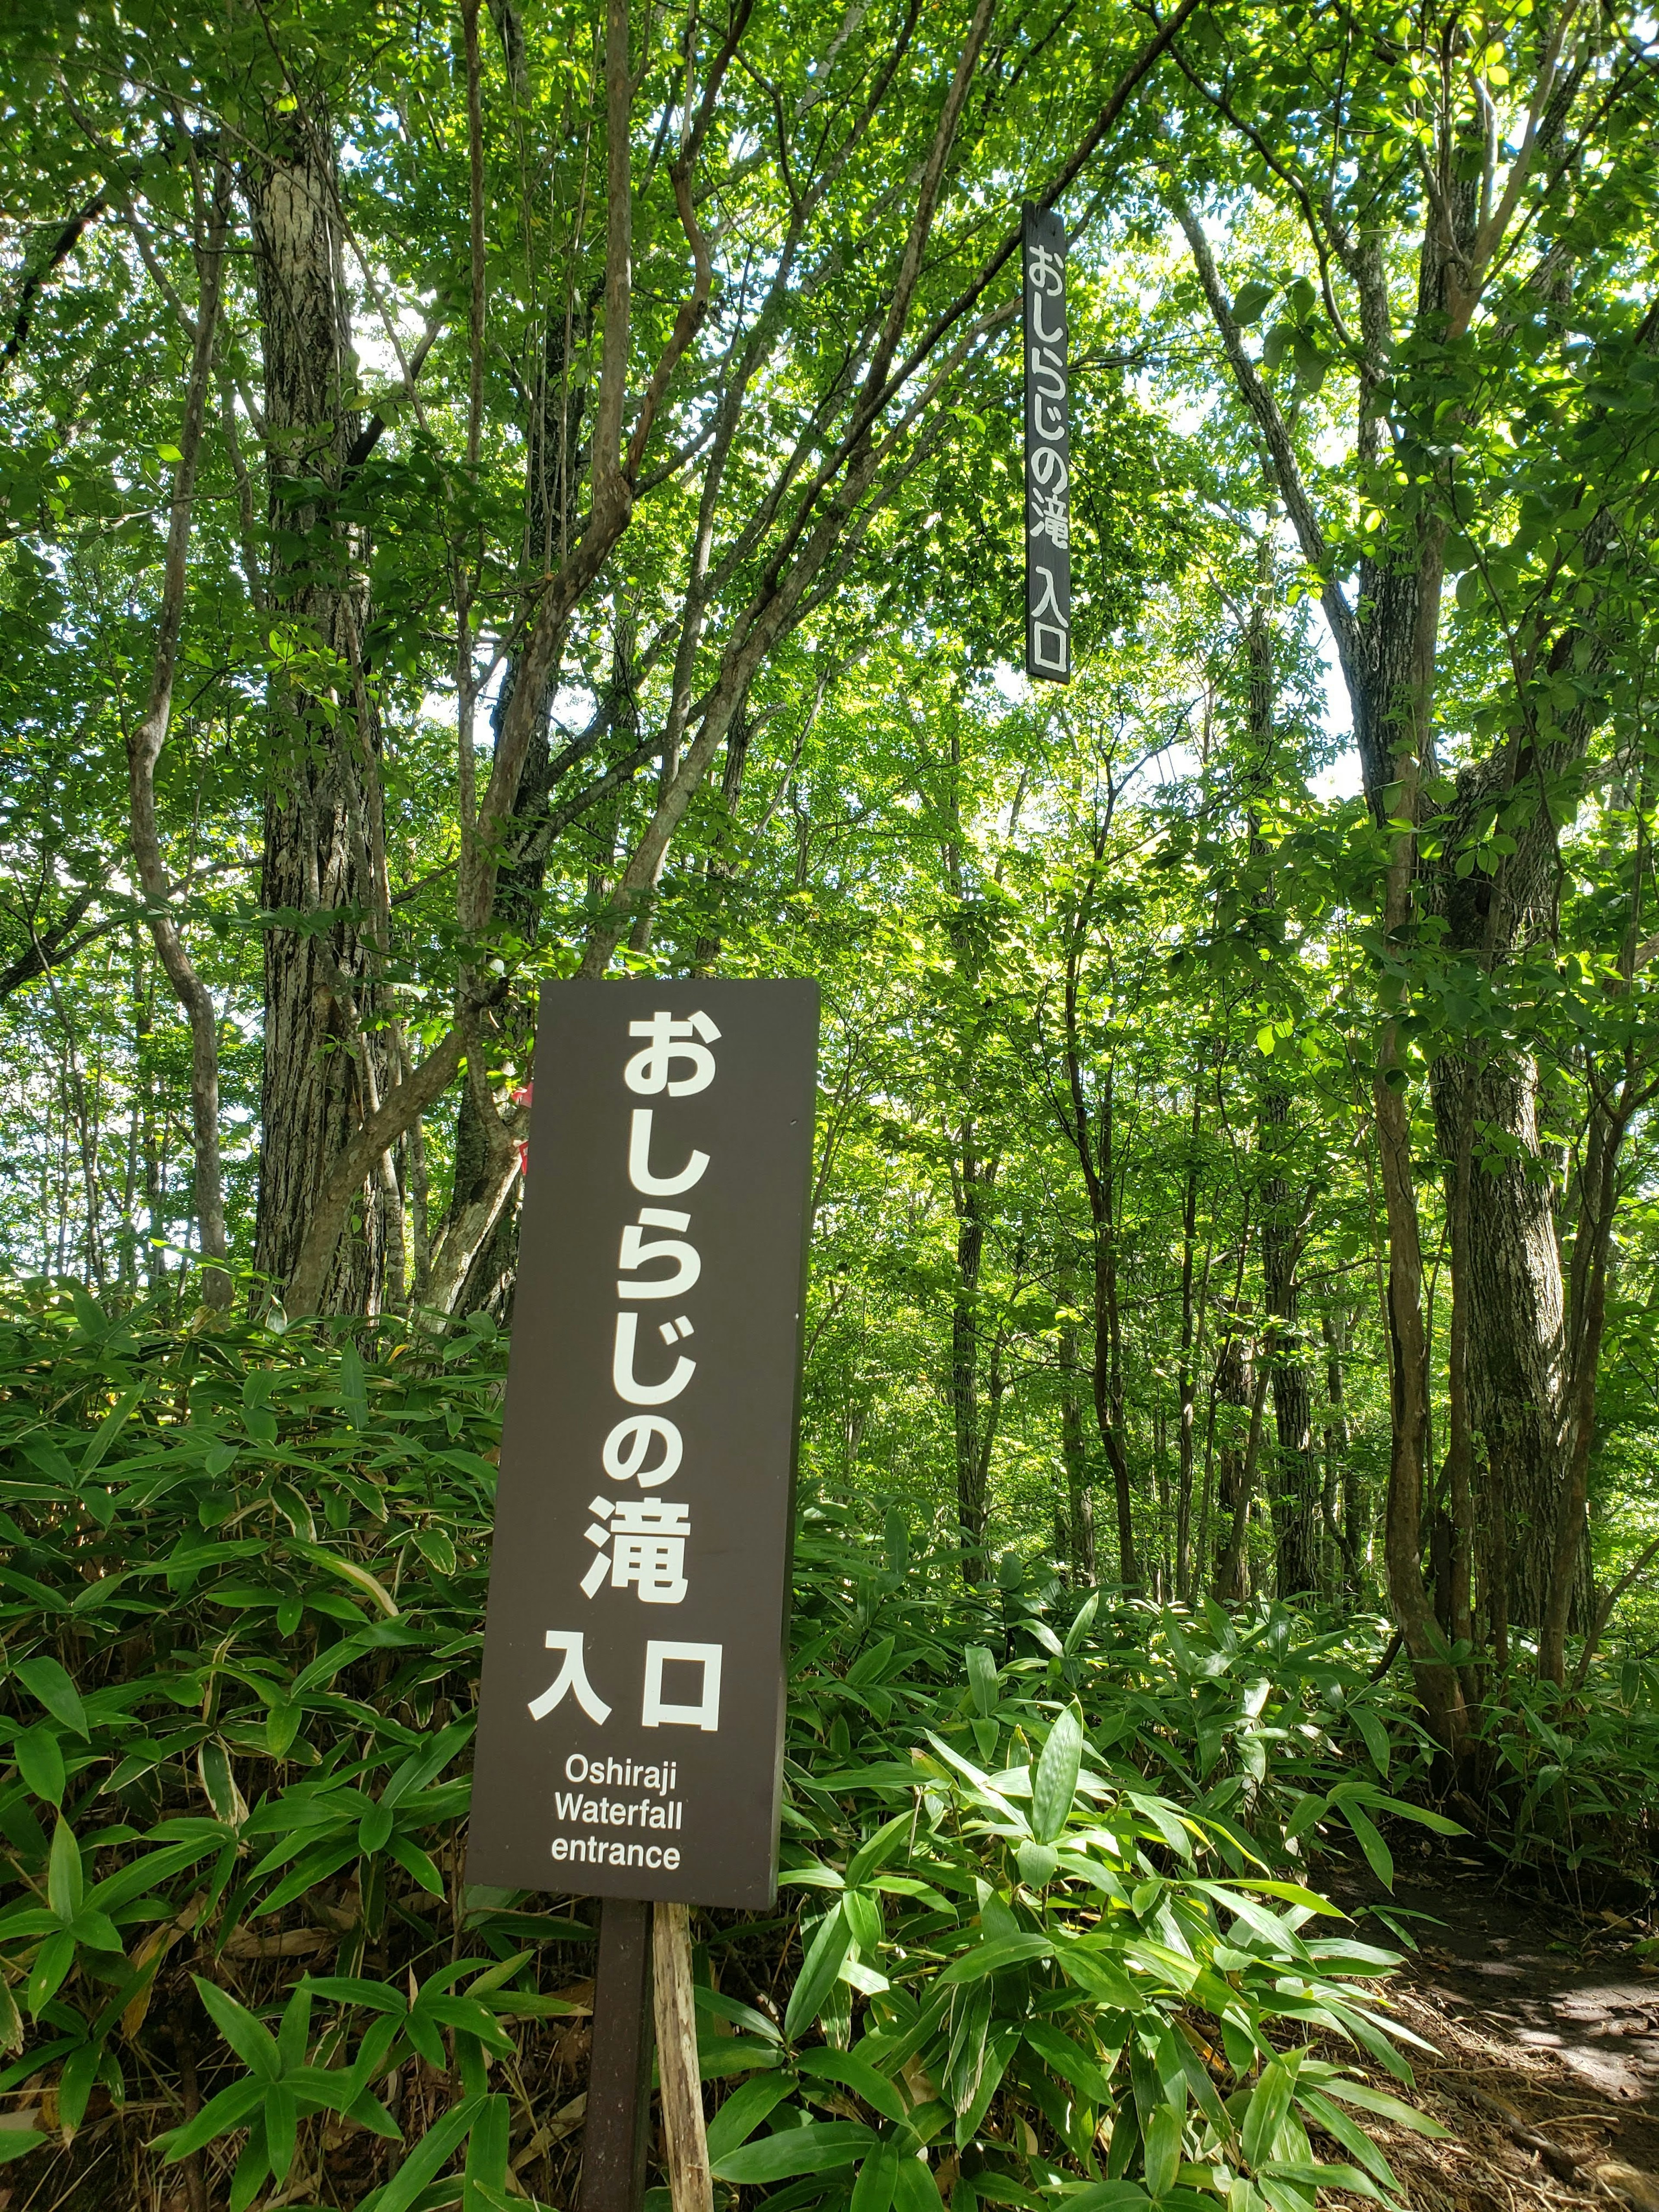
[2,0,1659,2206]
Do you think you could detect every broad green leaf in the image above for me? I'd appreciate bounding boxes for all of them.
[966,1647,999,1718]
[194,1977,281,2083]
[363,2094,481,2212]
[1242,2059,1297,2171]
[1142,2103,1182,2197]
[47,1817,83,1922]
[711,2119,877,2183]
[937,1933,1052,1985]
[1334,1800,1393,1889]
[783,1904,852,2042]
[16,1723,65,1806]
[850,2139,900,2212]
[797,2047,907,2124]
[16,1657,88,1739]
[1031,1704,1084,1843]
[706,2072,795,2159]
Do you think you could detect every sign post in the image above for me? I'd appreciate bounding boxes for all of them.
[1022,202,1071,685]
[469,979,820,2208]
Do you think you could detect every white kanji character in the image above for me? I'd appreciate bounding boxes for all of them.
[1027,238,1064,298]
[527,1630,611,1724]
[642,1640,722,1730]
[624,1009,721,1096]
[1028,490,1070,550]
[1031,563,1068,622]
[581,1495,690,1604]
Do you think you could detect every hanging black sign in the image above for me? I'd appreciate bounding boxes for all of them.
[468,979,819,1910]
[1022,202,1071,684]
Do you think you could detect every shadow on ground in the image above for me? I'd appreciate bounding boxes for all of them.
[1320,1851,1659,2211]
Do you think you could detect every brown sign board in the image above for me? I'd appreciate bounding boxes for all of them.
[1023,201,1070,684]
[468,979,819,1909]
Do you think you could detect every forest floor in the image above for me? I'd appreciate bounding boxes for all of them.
[1320,1851,1659,2212]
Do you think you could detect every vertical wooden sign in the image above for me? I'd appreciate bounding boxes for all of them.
[1023,202,1071,684]
[468,979,819,1911]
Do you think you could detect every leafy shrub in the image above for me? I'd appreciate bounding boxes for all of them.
[1472,1661,1659,1891]
[0,1289,1442,2212]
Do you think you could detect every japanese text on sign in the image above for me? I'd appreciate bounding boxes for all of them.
[1023,203,1070,685]
[467,981,819,1909]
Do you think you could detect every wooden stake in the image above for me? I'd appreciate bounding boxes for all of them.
[653,1901,713,2212]
[579,1899,655,2212]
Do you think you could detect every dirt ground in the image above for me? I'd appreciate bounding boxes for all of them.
[1320,1849,1659,2211]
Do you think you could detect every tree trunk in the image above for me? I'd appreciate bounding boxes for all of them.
[1428,761,1573,1634]
[950,1127,996,1580]
[246,108,386,1312]
[1174,1077,1207,1603]
[1260,1086,1318,1599]
[1320,1307,1358,1587]
[1211,1318,1253,1602]
[447,313,590,1319]
[1058,1257,1096,1584]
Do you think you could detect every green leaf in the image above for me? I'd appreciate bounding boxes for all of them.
[463,2092,510,2212]
[1242,2058,1297,2171]
[16,1723,65,1806]
[893,2154,948,2212]
[1142,2102,1182,2196]
[712,2120,878,2183]
[27,1929,76,2014]
[1016,1841,1058,1888]
[1022,2023,1113,2106]
[847,1812,912,1889]
[340,1342,369,1431]
[362,2094,481,2212]
[16,1657,88,1740]
[706,2073,795,2159]
[1335,1799,1394,1889]
[157,2078,288,2164]
[1352,1707,1391,1779]
[1295,2088,1401,2191]
[1232,279,1277,325]
[194,1977,281,2082]
[783,1904,852,2041]
[1314,2078,1446,2136]
[58,2039,102,2134]
[47,1817,83,1922]
[1030,1705,1083,1843]
[264,2082,298,2186]
[966,1647,999,1718]
[796,2047,907,2124]
[79,1384,145,1477]
[937,1932,1052,1984]
[850,2139,900,2212]
[954,2022,1018,2148]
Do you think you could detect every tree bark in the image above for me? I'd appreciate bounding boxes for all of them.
[1058,1255,1096,1584]
[950,1123,997,1580]
[1174,1075,1207,1603]
[446,310,591,1319]
[125,156,232,1310]
[1321,1307,1358,1587]
[1260,1084,1319,1599]
[245,107,387,1312]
